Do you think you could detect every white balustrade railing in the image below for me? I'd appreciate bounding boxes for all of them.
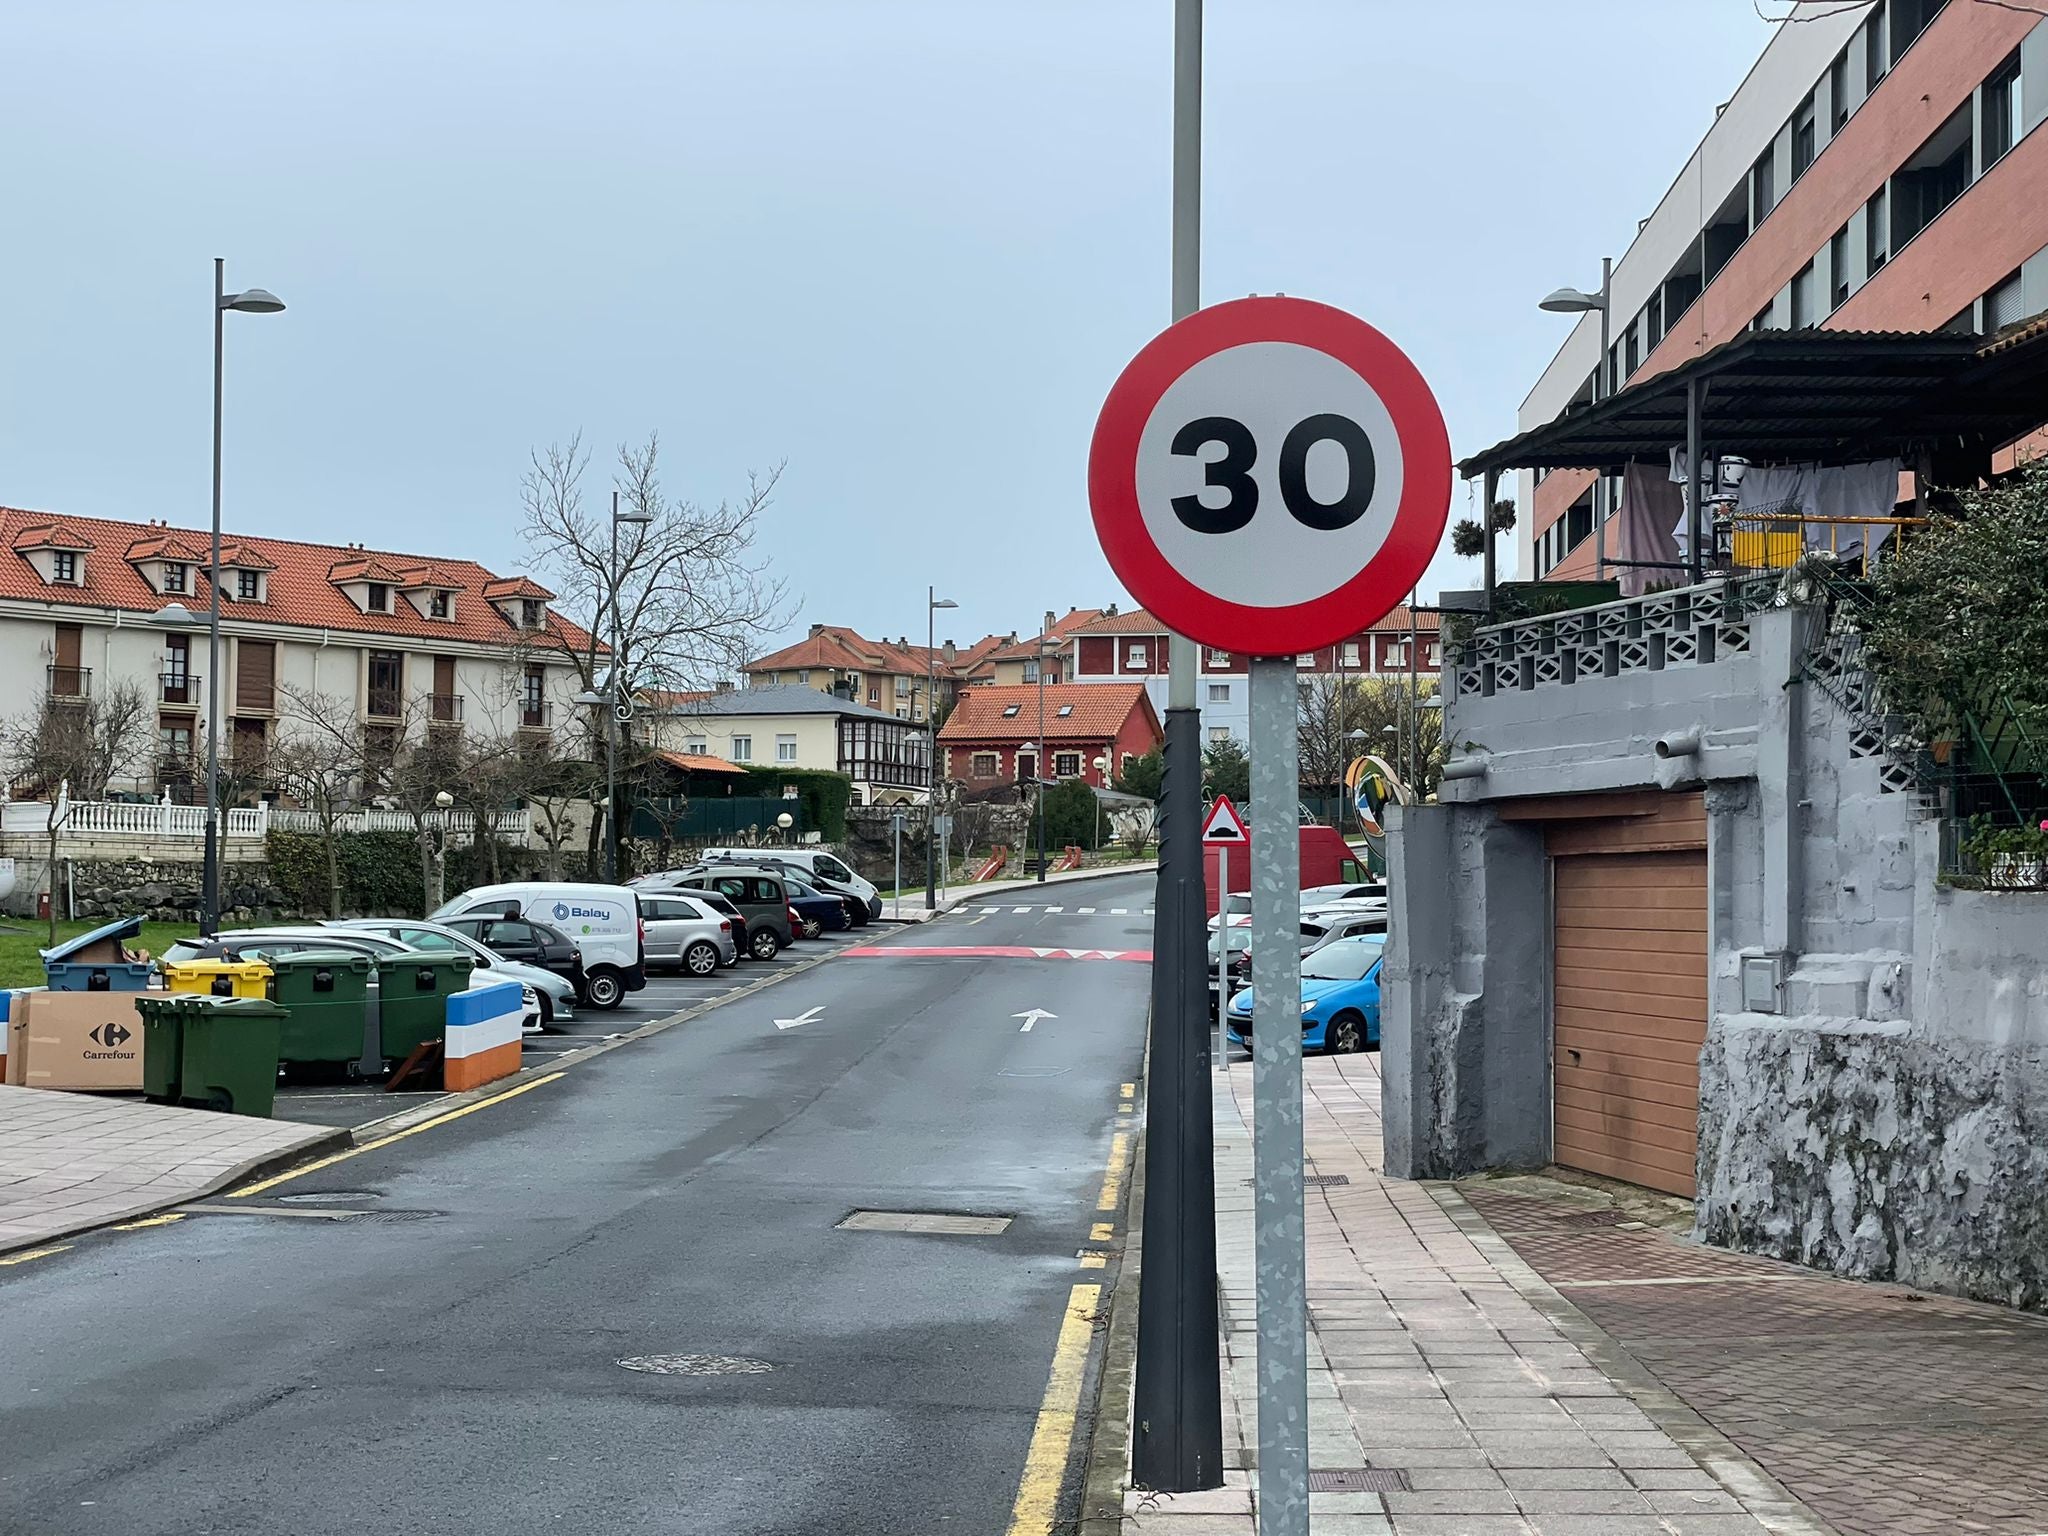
[0,799,534,843]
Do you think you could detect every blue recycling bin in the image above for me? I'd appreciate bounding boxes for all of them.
[42,915,153,992]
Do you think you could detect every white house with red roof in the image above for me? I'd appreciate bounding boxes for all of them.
[0,505,595,796]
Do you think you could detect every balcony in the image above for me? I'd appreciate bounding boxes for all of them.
[48,664,90,699]
[160,672,200,708]
[428,693,465,725]
[519,700,553,731]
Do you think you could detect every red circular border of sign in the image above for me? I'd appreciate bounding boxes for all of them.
[1088,295,1451,655]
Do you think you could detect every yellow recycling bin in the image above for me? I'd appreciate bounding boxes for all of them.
[163,958,274,1000]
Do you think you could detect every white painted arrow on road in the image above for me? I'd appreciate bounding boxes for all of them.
[775,1006,825,1031]
[1013,1009,1058,1033]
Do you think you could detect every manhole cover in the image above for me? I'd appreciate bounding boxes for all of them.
[618,1354,776,1376]
[1309,1468,1410,1492]
[1549,1207,1628,1227]
[1305,1174,1351,1186]
[837,1210,1013,1236]
[277,1191,381,1205]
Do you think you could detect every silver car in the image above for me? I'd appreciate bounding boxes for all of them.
[638,893,740,976]
[327,919,577,1028]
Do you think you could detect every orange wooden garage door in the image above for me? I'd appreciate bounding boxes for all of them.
[1551,850,1708,1197]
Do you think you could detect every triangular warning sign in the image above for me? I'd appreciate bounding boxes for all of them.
[1202,794,1248,844]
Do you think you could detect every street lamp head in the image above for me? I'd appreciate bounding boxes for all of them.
[150,601,198,628]
[222,288,285,314]
[614,503,656,526]
[1345,728,1369,742]
[1383,726,1399,736]
[776,812,794,829]
[434,790,454,809]
[573,689,605,707]
[1423,693,1445,708]
[930,597,959,611]
[1538,286,1604,315]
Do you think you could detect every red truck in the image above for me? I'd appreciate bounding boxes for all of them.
[1204,823,1368,917]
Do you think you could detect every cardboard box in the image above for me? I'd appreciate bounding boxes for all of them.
[10,990,145,1091]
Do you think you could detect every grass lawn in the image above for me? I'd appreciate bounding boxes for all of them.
[0,919,201,990]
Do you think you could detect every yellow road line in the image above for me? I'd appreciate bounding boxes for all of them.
[1096,1131,1129,1212]
[1119,1082,1134,1100]
[230,1071,567,1197]
[1089,1222,1114,1243]
[1078,1251,1106,1270]
[0,1245,72,1267]
[111,1214,185,1232]
[1004,1282,1102,1536]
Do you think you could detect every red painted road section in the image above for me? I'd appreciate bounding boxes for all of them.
[841,946,1154,962]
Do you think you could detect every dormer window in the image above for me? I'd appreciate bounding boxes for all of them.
[521,599,543,628]
[429,591,450,619]
[52,552,78,584]
[163,562,187,594]
[236,570,261,601]
[367,582,390,613]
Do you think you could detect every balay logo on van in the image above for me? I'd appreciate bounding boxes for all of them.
[552,903,614,923]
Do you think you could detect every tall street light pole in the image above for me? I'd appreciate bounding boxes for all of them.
[925,588,957,909]
[1133,0,1224,1494]
[203,260,284,935]
[1539,256,1612,578]
[1036,609,1051,882]
[582,489,654,882]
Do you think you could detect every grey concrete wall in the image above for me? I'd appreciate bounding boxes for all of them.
[1410,592,2048,1309]
[1384,801,1549,1179]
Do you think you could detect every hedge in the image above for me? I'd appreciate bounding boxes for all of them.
[266,828,538,917]
[728,767,853,842]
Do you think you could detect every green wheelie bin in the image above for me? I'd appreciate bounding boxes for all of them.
[264,950,373,1075]
[376,952,475,1061]
[178,995,287,1117]
[138,993,195,1104]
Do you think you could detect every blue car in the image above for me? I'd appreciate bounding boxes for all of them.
[1226,935,1382,1056]
[784,878,851,937]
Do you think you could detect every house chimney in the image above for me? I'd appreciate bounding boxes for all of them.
[714,680,734,693]
[943,640,956,662]
[809,622,826,637]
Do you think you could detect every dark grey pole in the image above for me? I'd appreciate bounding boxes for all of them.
[1482,467,1500,616]
[1036,615,1049,881]
[926,587,939,909]
[605,490,621,883]
[203,259,226,936]
[1687,376,1704,585]
[1132,0,1223,1495]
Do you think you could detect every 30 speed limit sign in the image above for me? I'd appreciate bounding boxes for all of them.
[1088,296,1451,654]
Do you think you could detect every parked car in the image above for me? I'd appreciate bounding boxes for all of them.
[435,913,586,998]
[432,882,647,1009]
[1301,881,1386,906]
[651,867,794,959]
[163,927,544,1034]
[327,919,578,1028]
[783,878,851,938]
[638,858,872,930]
[636,892,741,975]
[1225,934,1384,1056]
[1206,916,1346,1019]
[699,847,881,917]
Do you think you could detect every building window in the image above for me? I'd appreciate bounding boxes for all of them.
[1790,262,1816,329]
[521,666,547,727]
[1791,93,1818,181]
[1055,703,1073,718]
[1750,147,1775,228]
[1985,268,2027,332]
[798,670,810,684]
[520,598,542,628]
[366,582,389,613]
[1340,642,1360,667]
[1207,648,1230,666]
[684,737,707,755]
[367,651,403,718]
[1022,659,1042,683]
[1208,726,1230,744]
[429,590,450,619]
[1753,302,1776,333]
[1622,320,1639,379]
[237,570,260,600]
[1865,7,1887,94]
[774,733,798,762]
[1055,752,1081,777]
[51,551,77,583]
[159,718,194,771]
[1646,290,1664,349]
[1984,52,2022,167]
[1893,103,1972,249]
[971,751,998,777]
[1002,704,1021,718]
[1208,683,1230,703]
[730,734,753,762]
[1830,45,1852,132]
[162,562,187,594]
[1866,188,1889,274]
[1296,652,1315,667]
[1830,226,1852,309]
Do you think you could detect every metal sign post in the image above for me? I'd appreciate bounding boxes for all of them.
[1248,658,1307,1535]
[1214,844,1228,1068]
[891,809,905,921]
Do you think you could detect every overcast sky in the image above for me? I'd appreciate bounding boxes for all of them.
[2,1,1773,657]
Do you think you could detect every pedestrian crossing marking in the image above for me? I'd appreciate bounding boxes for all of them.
[1044,905,1064,913]
[1077,907,1095,914]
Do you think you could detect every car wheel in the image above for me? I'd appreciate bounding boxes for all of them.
[1325,1011,1365,1055]
[800,915,822,940]
[749,927,780,961]
[684,940,720,977]
[537,993,555,1029]
[585,969,625,1010]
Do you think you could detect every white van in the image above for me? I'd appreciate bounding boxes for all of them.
[433,882,646,1010]
[699,847,880,917]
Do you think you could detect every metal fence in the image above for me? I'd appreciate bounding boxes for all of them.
[0,799,534,843]
[629,796,803,843]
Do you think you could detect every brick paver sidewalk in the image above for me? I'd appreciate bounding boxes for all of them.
[1123,1056,1822,1535]
[0,1084,344,1254]
[1466,1182,2048,1536]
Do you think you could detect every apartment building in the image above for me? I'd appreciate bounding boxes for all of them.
[0,507,591,795]
[1062,606,1443,746]
[643,683,932,805]
[1521,0,2048,581]
[742,624,968,723]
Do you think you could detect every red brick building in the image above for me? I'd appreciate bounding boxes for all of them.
[937,681,1161,790]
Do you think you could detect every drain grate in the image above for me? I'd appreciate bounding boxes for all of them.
[348,1209,442,1224]
[1309,1468,1410,1492]
[618,1354,775,1377]
[837,1210,1013,1236]
[1304,1174,1351,1187]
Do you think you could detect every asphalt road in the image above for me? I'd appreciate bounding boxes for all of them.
[0,872,1158,1536]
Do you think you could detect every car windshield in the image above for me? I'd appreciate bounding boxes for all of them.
[1301,938,1383,982]
[815,856,854,883]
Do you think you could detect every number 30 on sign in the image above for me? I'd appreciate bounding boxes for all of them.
[1088,296,1451,655]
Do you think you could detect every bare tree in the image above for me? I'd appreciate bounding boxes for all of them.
[445,729,527,885]
[274,686,372,918]
[1296,673,1444,802]
[512,740,600,880]
[5,680,152,940]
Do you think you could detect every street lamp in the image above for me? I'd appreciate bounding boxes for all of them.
[925,590,958,910]
[776,809,794,847]
[1540,255,1612,577]
[581,489,655,883]
[1093,753,1110,850]
[190,260,285,936]
[1036,609,1053,883]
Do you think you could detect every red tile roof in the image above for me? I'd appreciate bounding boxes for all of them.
[0,506,592,651]
[938,682,1158,744]
[13,521,93,553]
[125,532,208,563]
[658,749,747,776]
[481,574,555,601]
[328,555,407,585]
[1067,604,1440,639]
[395,563,468,591]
